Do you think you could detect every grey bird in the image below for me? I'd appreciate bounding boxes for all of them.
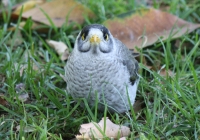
[65,24,139,113]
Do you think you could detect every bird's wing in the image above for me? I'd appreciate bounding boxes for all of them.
[115,38,139,85]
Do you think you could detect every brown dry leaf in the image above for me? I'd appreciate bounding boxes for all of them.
[159,69,175,77]
[17,0,94,27]
[46,40,70,61]
[0,74,5,87]
[0,94,8,107]
[104,8,200,49]
[133,100,144,113]
[13,0,45,14]
[76,117,130,139]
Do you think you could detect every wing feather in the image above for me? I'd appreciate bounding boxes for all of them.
[115,38,139,85]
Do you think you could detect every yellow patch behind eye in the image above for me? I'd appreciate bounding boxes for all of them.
[81,34,85,40]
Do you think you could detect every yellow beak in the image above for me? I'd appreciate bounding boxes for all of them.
[89,35,100,43]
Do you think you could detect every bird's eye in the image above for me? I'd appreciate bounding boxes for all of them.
[104,34,109,41]
[81,34,85,41]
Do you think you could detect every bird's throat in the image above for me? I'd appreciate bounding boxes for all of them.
[91,45,98,54]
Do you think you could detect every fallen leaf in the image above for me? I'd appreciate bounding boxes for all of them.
[76,117,130,139]
[16,0,94,27]
[16,125,35,132]
[46,40,67,55]
[19,64,27,77]
[133,100,144,113]
[14,83,29,102]
[15,62,39,77]
[119,137,128,140]
[13,0,45,14]
[18,93,29,102]
[104,8,200,49]
[0,74,5,88]
[156,65,175,77]
[0,94,8,106]
[46,40,69,61]
[15,84,26,96]
[159,69,175,77]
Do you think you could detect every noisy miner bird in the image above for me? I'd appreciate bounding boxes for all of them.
[65,24,139,113]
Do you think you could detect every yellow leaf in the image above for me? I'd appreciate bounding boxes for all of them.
[13,0,45,14]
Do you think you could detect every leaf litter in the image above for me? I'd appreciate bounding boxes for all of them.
[0,1,199,139]
[13,0,95,27]
[46,40,70,61]
[76,117,130,139]
[104,8,200,49]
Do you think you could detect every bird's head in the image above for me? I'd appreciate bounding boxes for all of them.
[74,24,115,55]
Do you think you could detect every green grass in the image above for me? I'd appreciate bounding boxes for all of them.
[0,0,200,139]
